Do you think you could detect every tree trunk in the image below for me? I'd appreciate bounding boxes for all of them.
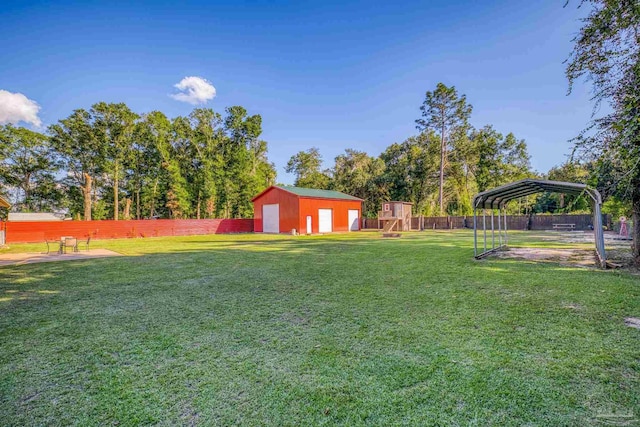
[23,174,31,211]
[439,129,445,215]
[123,198,131,220]
[633,199,640,265]
[83,173,92,221]
[150,178,158,218]
[136,189,141,220]
[196,196,201,220]
[114,162,119,221]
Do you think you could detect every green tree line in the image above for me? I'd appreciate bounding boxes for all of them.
[286,83,535,217]
[565,0,639,263]
[0,80,632,226]
[0,103,276,220]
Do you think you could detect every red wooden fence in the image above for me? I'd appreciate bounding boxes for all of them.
[4,219,254,243]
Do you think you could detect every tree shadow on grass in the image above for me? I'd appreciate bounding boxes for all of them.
[0,234,632,309]
[1,234,638,426]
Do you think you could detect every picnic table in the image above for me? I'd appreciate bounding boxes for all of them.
[552,223,576,231]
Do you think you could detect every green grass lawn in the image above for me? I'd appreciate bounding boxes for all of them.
[1,231,638,426]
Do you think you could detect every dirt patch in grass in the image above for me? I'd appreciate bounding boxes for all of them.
[624,317,640,330]
[494,247,597,268]
[0,249,122,266]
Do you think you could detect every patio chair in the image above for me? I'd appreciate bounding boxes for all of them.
[62,238,78,254]
[77,236,91,251]
[45,240,61,254]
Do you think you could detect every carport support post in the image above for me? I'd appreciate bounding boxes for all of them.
[473,208,477,257]
[491,209,495,249]
[483,210,487,252]
[592,195,606,267]
[498,206,502,247]
[503,207,508,246]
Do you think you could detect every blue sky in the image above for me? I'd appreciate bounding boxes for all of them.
[1,0,593,183]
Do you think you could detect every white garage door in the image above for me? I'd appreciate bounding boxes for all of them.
[348,210,359,231]
[262,204,279,233]
[318,209,332,233]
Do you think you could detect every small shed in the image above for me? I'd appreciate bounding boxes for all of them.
[378,201,413,232]
[7,212,63,221]
[252,186,363,234]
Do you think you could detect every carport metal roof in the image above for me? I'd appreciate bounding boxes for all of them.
[472,179,606,268]
[473,179,601,209]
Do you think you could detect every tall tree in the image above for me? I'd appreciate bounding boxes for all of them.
[286,147,331,189]
[474,126,531,192]
[416,83,472,214]
[539,161,591,213]
[165,116,193,219]
[566,0,640,262]
[446,127,477,215]
[130,111,171,219]
[223,106,269,218]
[251,139,277,194]
[49,109,105,220]
[331,149,387,217]
[92,102,138,220]
[0,125,59,211]
[188,108,223,219]
[380,132,440,215]
[501,133,531,182]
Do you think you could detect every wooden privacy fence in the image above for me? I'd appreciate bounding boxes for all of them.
[3,215,614,243]
[5,219,254,244]
[363,214,611,231]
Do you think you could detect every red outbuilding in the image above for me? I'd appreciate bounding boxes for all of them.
[252,186,363,234]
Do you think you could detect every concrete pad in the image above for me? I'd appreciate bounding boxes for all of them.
[0,249,122,267]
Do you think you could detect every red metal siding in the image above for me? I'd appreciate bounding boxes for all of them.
[298,198,362,233]
[252,187,362,234]
[252,187,299,233]
[5,219,253,243]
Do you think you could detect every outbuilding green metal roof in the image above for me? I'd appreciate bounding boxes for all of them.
[277,186,363,201]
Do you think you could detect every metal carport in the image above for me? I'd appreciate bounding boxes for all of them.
[472,179,606,268]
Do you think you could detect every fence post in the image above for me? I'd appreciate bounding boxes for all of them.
[483,210,487,252]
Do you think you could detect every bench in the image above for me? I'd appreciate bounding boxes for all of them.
[552,223,576,231]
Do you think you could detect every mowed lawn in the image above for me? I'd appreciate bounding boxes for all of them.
[0,231,638,426]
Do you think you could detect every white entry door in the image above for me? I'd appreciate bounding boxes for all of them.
[318,209,332,233]
[262,204,279,233]
[348,210,359,231]
[306,216,312,234]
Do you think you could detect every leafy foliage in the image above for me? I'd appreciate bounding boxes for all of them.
[416,83,473,214]
[566,0,640,261]
[474,127,531,192]
[0,125,61,211]
[380,132,440,215]
[6,85,539,221]
[332,149,387,217]
[47,104,276,220]
[285,148,332,189]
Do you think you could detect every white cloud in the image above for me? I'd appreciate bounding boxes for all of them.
[170,76,216,105]
[0,90,42,127]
